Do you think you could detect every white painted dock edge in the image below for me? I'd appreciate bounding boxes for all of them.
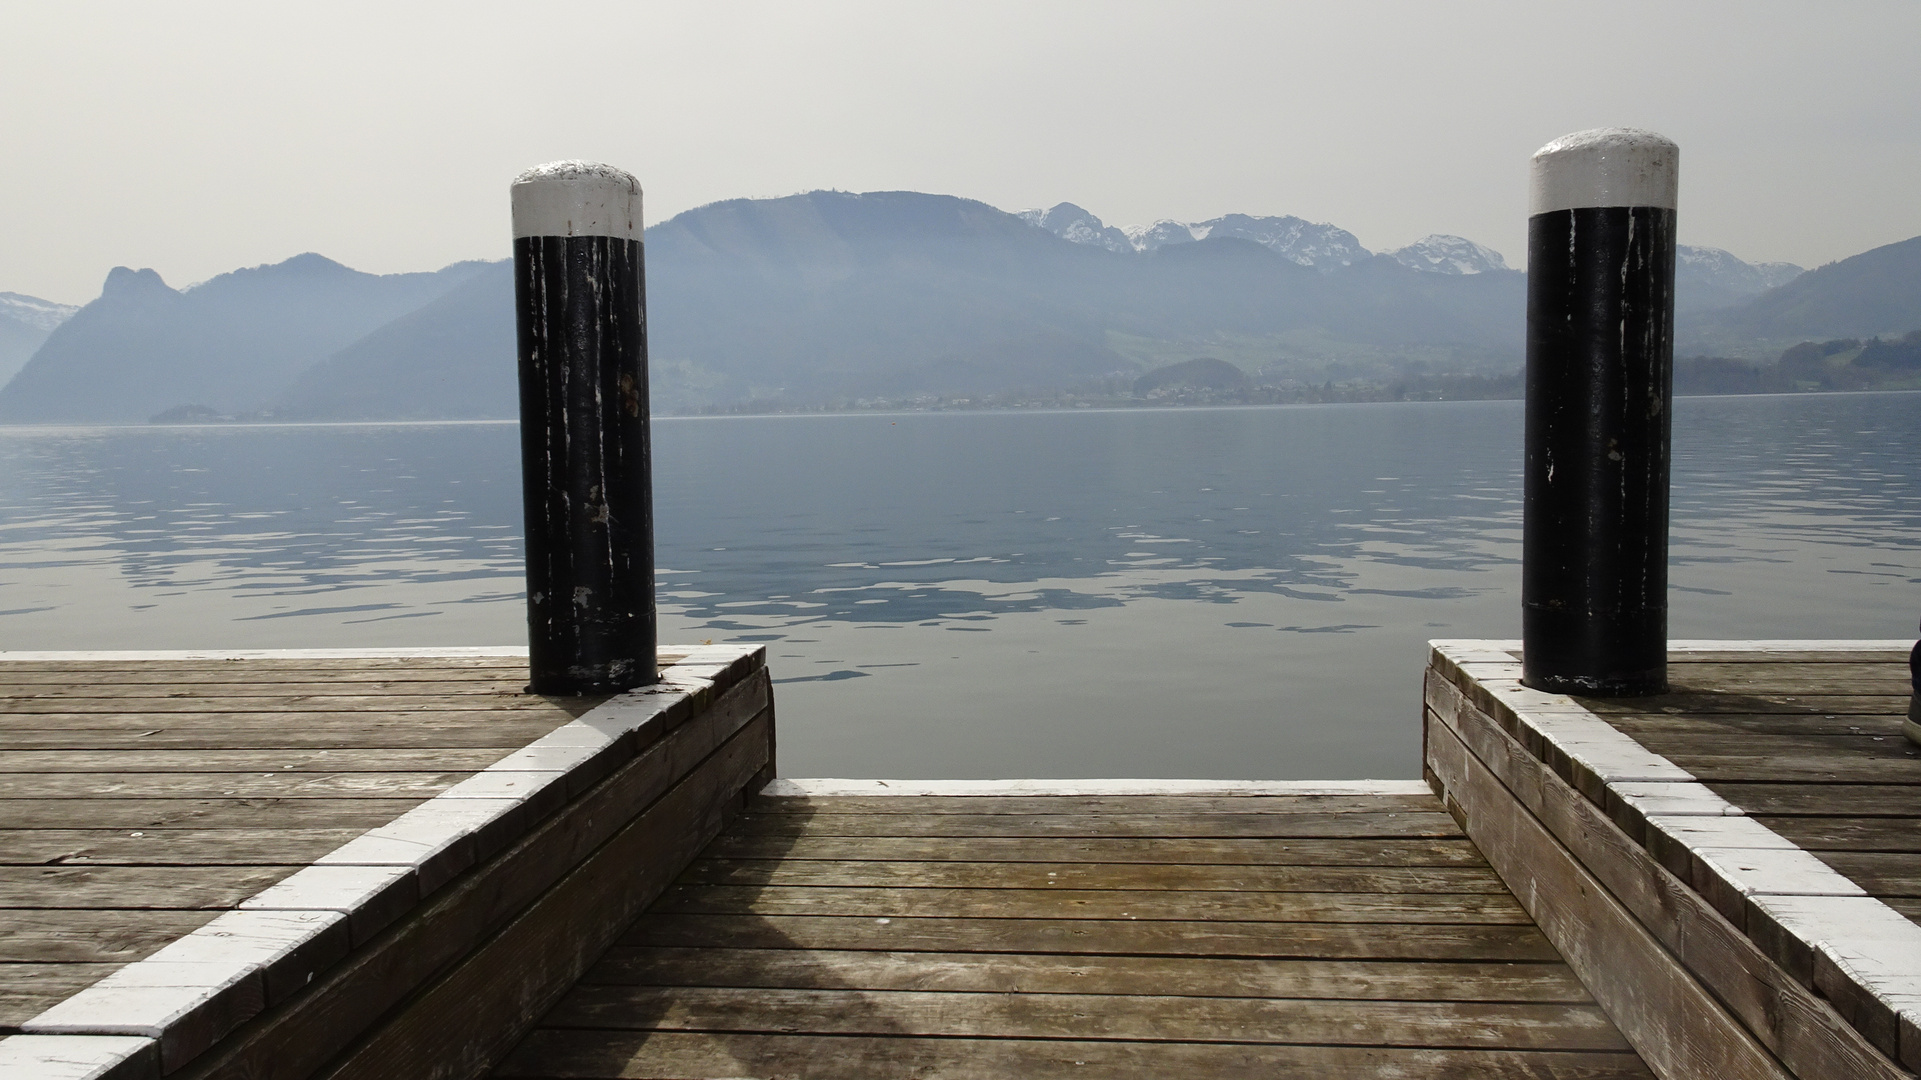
[763,778,1432,797]
[8,644,762,1077]
[1429,637,1921,1073]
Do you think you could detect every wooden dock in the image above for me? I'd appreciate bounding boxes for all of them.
[496,780,1649,1079]
[4,638,1916,1079]
[0,645,775,1080]
[1426,639,1919,1080]
[0,649,600,1029]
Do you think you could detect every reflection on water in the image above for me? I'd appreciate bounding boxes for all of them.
[0,394,1915,778]
[654,402,1520,634]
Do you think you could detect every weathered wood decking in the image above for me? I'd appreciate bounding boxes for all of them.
[14,640,1912,1079]
[0,646,775,1080]
[0,650,602,1030]
[496,782,1652,1079]
[1426,639,1921,1080]
[1582,650,1920,923]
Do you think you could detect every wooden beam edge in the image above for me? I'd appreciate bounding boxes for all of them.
[16,646,766,1076]
[1426,669,1909,1080]
[167,673,772,1080]
[1428,642,1921,1069]
[1424,702,1793,1080]
[313,711,776,1080]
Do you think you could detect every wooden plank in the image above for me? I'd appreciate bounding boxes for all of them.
[0,652,685,669]
[0,963,121,1031]
[1579,694,1909,716]
[0,668,531,684]
[0,909,218,963]
[1881,897,1921,922]
[702,832,1493,867]
[1665,680,1913,698]
[0,651,707,671]
[621,912,1564,961]
[584,945,1594,1001]
[0,748,513,773]
[647,883,1532,924]
[673,858,1512,894]
[0,798,423,830]
[540,984,1632,1051]
[1629,732,1921,756]
[1426,671,1910,1080]
[728,810,1463,839]
[1668,661,1910,675]
[0,727,571,751]
[1610,739,1921,785]
[170,673,770,1080]
[745,793,1448,816]
[1709,784,1921,817]
[1605,714,1904,738]
[0,694,587,714]
[0,865,295,910]
[0,709,576,728]
[1762,816,1921,853]
[1811,852,1921,897]
[1667,651,1909,665]
[0,772,467,800]
[495,1030,1657,1080]
[313,709,773,1080]
[0,681,537,699]
[0,829,363,867]
[0,707,576,722]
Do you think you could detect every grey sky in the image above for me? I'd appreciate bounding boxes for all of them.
[6,0,1918,304]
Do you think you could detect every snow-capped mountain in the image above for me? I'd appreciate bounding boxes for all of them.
[0,292,82,387]
[1183,214,1371,269]
[1674,245,1804,312]
[1023,205,1371,270]
[1124,220,1210,253]
[1016,203,1133,253]
[1118,214,1370,269]
[1388,235,1510,275]
[0,292,79,332]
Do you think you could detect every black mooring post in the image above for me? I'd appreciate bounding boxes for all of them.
[510,161,656,695]
[1522,128,1679,696]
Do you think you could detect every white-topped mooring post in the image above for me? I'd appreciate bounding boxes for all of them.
[1521,128,1679,696]
[511,161,656,694]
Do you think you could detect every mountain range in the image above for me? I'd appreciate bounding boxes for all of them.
[0,256,488,422]
[0,191,1910,422]
[0,292,80,387]
[1016,201,1808,302]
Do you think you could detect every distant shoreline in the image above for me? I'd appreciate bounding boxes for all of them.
[0,386,1914,432]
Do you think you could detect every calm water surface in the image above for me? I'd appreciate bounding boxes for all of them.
[1,394,1915,778]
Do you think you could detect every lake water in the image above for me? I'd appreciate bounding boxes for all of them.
[1,393,1916,779]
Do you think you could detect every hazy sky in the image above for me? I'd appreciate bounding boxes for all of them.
[6,1,1919,304]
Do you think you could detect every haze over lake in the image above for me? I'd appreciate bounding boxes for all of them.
[1,392,1914,779]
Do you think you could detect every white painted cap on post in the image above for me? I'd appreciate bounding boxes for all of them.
[511,161,642,240]
[1529,128,1678,215]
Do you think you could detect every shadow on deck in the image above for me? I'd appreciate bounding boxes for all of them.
[496,785,1650,1079]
